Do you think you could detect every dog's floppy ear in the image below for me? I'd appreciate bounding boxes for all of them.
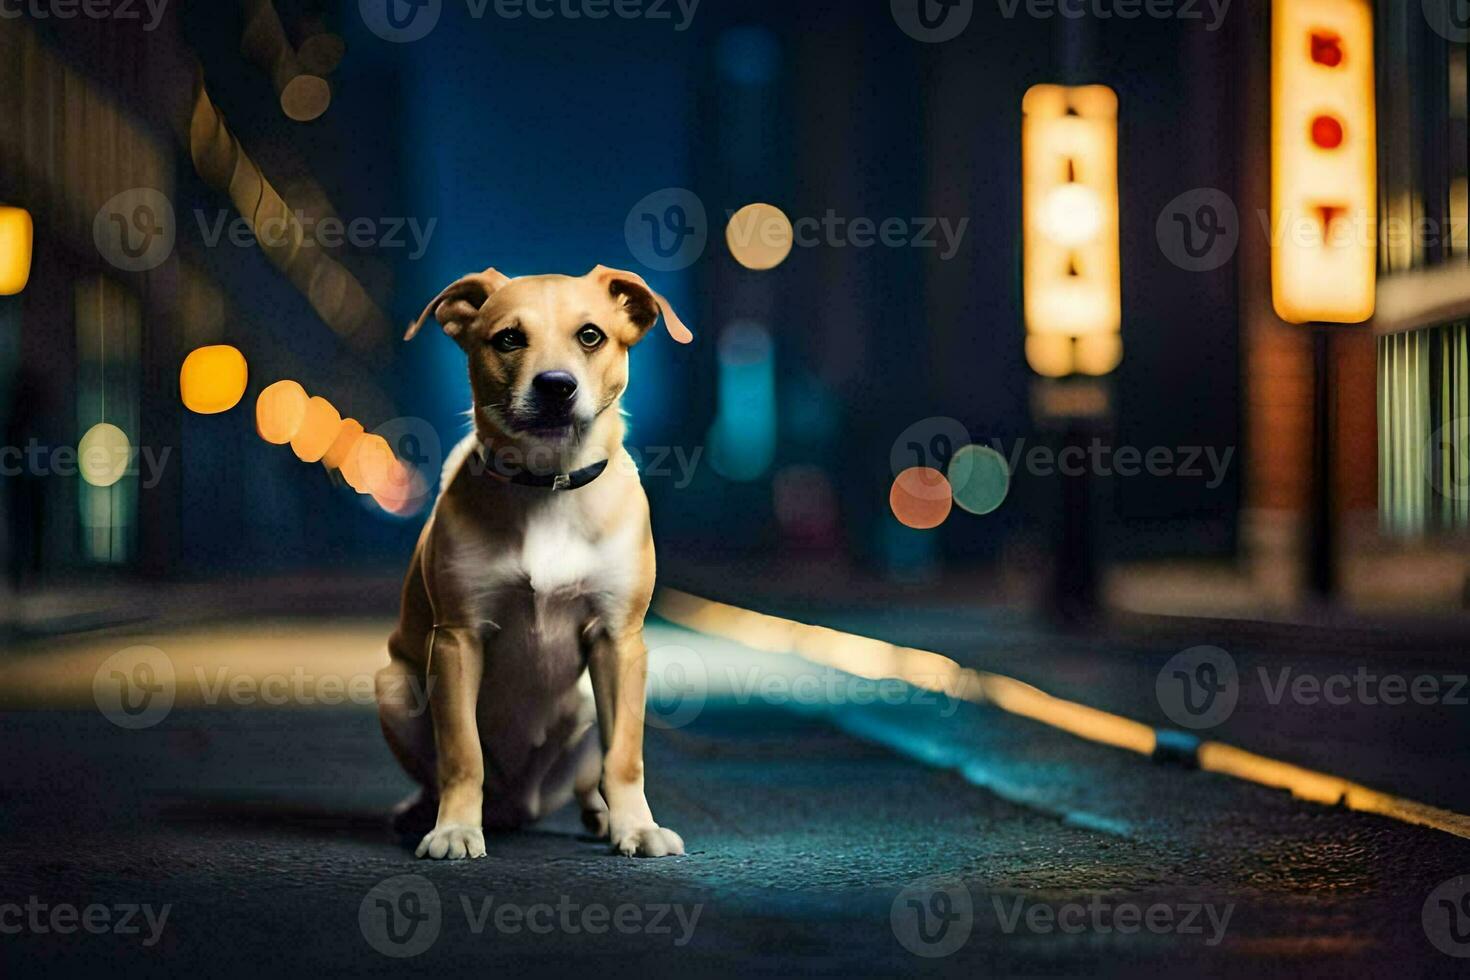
[404,267,512,341]
[587,265,693,345]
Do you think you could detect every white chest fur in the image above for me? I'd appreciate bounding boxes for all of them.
[519,501,625,596]
[436,435,643,622]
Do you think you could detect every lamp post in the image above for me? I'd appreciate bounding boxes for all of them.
[1270,0,1377,600]
[1022,82,1122,623]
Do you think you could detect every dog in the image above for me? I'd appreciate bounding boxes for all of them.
[376,264,693,859]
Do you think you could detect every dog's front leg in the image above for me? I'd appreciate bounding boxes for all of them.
[416,625,489,860]
[587,627,684,858]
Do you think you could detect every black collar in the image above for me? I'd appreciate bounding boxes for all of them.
[475,446,609,492]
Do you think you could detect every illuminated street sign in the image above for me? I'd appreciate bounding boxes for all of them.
[1271,0,1377,324]
[0,205,33,295]
[1022,84,1122,378]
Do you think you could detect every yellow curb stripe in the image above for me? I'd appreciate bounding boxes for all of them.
[1196,742,1470,839]
[654,589,1470,841]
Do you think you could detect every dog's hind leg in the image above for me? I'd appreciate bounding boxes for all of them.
[573,732,609,840]
[378,640,437,834]
[529,713,608,839]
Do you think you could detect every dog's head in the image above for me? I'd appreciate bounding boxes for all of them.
[406,265,691,447]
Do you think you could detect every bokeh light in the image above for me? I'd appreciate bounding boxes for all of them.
[889,417,970,500]
[708,322,777,481]
[1025,334,1073,378]
[256,380,309,444]
[290,396,342,463]
[726,203,794,270]
[298,30,345,75]
[889,466,953,529]
[322,418,365,471]
[1074,332,1123,376]
[1038,183,1104,248]
[344,433,392,493]
[77,422,130,488]
[371,459,429,517]
[280,74,331,122]
[948,445,1011,515]
[179,345,249,415]
[1022,84,1122,378]
[0,205,34,295]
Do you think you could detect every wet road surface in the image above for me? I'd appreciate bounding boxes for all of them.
[1,615,1468,976]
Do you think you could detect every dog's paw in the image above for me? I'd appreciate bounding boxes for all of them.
[415,823,487,860]
[611,824,684,858]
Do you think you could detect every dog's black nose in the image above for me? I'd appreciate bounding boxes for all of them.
[532,371,578,403]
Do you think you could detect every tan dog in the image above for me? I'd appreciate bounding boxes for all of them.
[377,265,692,860]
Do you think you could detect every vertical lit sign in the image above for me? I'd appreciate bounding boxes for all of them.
[1022,84,1122,378]
[0,206,33,295]
[1271,0,1376,324]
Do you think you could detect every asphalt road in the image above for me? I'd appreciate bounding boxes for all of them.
[1,615,1468,977]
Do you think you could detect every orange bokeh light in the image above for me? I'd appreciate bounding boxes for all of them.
[290,396,342,463]
[371,459,429,517]
[725,203,794,270]
[889,467,953,529]
[180,345,249,415]
[1022,84,1122,377]
[256,380,309,444]
[344,433,392,493]
[322,418,365,471]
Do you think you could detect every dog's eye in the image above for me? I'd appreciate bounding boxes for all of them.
[577,324,606,350]
[490,329,527,353]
